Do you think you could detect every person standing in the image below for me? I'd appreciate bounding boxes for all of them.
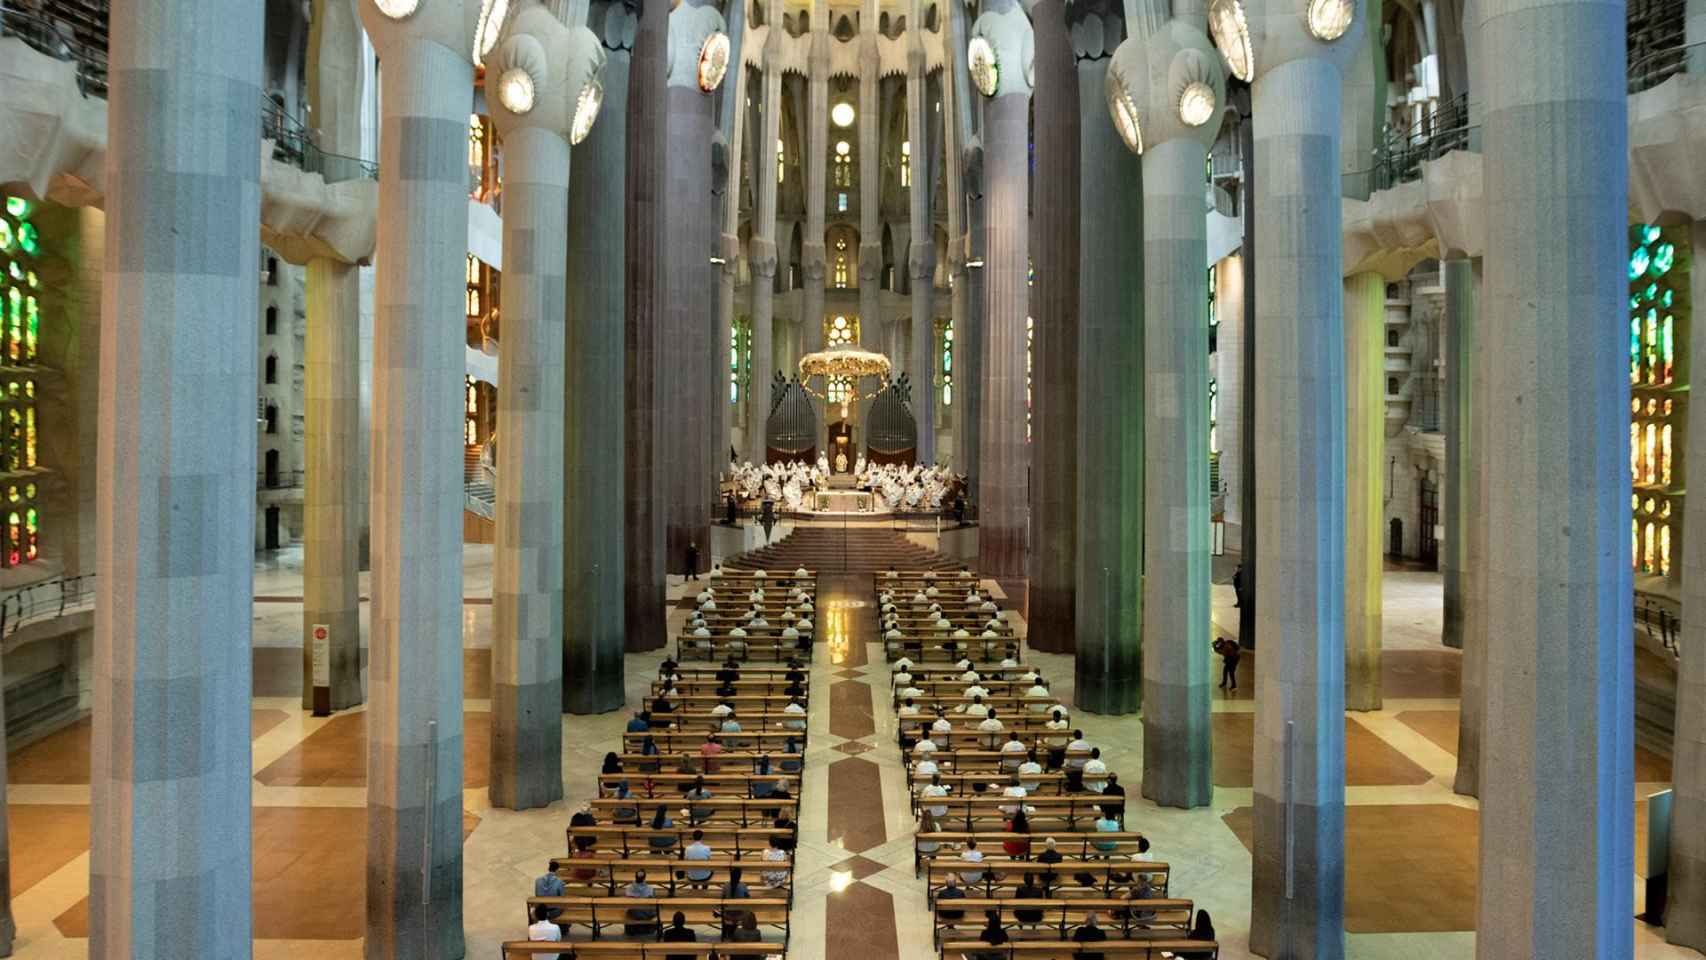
[1231,563,1245,608]
[1213,637,1241,692]
[686,540,700,580]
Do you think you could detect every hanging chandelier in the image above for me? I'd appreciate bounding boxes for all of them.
[797,348,892,418]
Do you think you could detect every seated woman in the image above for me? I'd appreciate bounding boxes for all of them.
[969,910,1009,960]
[1002,810,1032,859]
[609,782,639,825]
[646,805,678,851]
[601,752,623,776]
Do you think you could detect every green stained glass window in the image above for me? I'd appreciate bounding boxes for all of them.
[1630,246,1651,280]
[16,224,36,256]
[1652,242,1676,277]
[0,220,12,254]
[2,198,25,217]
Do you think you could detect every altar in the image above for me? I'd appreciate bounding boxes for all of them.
[814,489,875,513]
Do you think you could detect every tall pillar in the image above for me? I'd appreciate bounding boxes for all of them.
[1216,254,1246,540]
[905,4,936,464]
[663,0,726,575]
[302,0,366,711]
[973,0,1033,578]
[715,41,747,469]
[1343,271,1384,710]
[1475,0,1632,951]
[486,8,603,807]
[1669,219,1706,950]
[802,8,830,358]
[1027,0,1079,654]
[0,647,12,954]
[748,13,782,464]
[1071,16,1142,714]
[945,0,979,484]
[91,0,262,953]
[858,1,881,329]
[1444,257,1485,796]
[1241,5,1363,954]
[1116,15,1223,806]
[568,0,634,709]
[356,2,477,952]
[625,0,667,650]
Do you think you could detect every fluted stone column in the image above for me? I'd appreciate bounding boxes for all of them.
[1444,257,1485,796]
[1343,271,1383,710]
[663,0,725,575]
[946,0,980,485]
[92,0,262,953]
[1028,0,1079,654]
[568,0,634,708]
[1669,220,1706,950]
[748,13,783,464]
[302,0,366,710]
[973,0,1033,578]
[858,3,881,329]
[802,9,830,358]
[0,643,8,956]
[1071,19,1143,715]
[1216,255,1245,539]
[905,5,937,464]
[486,7,606,805]
[1115,14,1223,806]
[626,0,668,650]
[1475,0,1632,953]
[716,39,747,467]
[356,2,479,952]
[1439,259,1468,652]
[1243,6,1364,954]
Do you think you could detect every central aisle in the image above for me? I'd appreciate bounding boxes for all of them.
[791,573,934,960]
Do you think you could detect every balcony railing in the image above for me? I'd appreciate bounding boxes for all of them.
[0,573,94,639]
[262,100,379,183]
[0,6,107,97]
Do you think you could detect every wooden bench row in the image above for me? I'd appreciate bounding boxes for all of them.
[568,826,796,860]
[622,731,805,754]
[587,797,797,828]
[597,773,801,799]
[925,861,1171,901]
[915,833,1150,872]
[930,898,1194,948]
[939,939,1218,959]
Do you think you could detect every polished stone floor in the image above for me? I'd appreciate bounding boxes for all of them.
[3,543,1697,958]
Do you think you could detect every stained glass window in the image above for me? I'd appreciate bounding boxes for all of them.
[1627,223,1689,578]
[938,319,953,410]
[0,191,44,566]
[730,317,751,406]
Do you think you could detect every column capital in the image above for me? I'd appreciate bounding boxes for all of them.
[485,6,607,143]
[859,241,883,283]
[1107,19,1225,155]
[589,0,639,53]
[1212,0,1366,84]
[750,237,779,278]
[666,0,728,89]
[357,0,482,64]
[969,0,1035,97]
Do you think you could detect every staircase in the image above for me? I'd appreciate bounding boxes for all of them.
[725,526,962,574]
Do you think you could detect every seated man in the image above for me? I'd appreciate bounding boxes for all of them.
[622,869,659,936]
[683,829,715,885]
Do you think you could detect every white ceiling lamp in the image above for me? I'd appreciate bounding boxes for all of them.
[571,81,603,144]
[474,0,511,64]
[372,0,418,19]
[1306,0,1355,40]
[497,67,535,114]
[1178,80,1216,127]
[1106,71,1142,155]
[967,36,999,97]
[1207,0,1254,82]
[698,32,731,92]
[835,140,851,156]
[831,102,856,127]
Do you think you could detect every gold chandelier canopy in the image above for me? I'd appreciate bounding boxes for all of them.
[797,348,893,413]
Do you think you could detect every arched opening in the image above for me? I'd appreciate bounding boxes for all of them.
[264,354,278,384]
[264,404,278,435]
[265,305,278,335]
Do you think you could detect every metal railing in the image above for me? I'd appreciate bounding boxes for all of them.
[1629,40,1706,94]
[1365,94,1477,195]
[0,573,94,639]
[258,469,305,491]
[261,100,379,183]
[0,6,107,97]
[1636,592,1682,658]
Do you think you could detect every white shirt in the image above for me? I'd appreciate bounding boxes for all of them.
[711,703,733,717]
[931,717,954,733]
[898,685,922,699]
[955,658,973,671]
[960,848,985,883]
[1066,739,1092,767]
[1084,757,1108,791]
[962,702,989,718]
[922,784,950,817]
[528,920,562,942]
[915,758,940,777]
[1000,657,1020,668]
[981,601,999,612]
[894,671,914,687]
[964,684,989,700]
[1000,739,1029,758]
[978,717,1004,734]
[912,739,938,756]
[1017,760,1044,788]
[899,703,921,718]
[1000,784,1027,814]
[783,702,806,716]
[894,657,914,672]
[960,670,982,684]
[1046,717,1070,731]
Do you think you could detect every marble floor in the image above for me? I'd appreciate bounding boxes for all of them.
[3,545,1699,958]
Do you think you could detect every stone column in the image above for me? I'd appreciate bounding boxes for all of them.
[1071,16,1143,714]
[625,0,668,650]
[1243,5,1363,954]
[973,0,1033,578]
[567,0,634,708]
[749,14,783,464]
[905,6,937,464]
[0,643,12,953]
[1343,271,1384,711]
[1216,254,1245,539]
[486,8,604,807]
[716,50,747,468]
[1444,257,1485,797]
[1475,0,1632,952]
[1118,15,1223,806]
[945,0,978,483]
[91,0,262,953]
[355,2,477,952]
[1669,219,1706,950]
[858,4,881,329]
[663,0,726,575]
[302,0,365,710]
[802,9,830,358]
[1027,0,1079,654]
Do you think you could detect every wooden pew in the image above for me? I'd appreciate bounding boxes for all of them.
[566,826,795,860]
[502,938,789,958]
[586,796,797,829]
[608,753,804,776]
[525,895,791,942]
[540,857,793,898]
[650,678,809,696]
[938,939,1218,959]
[896,748,1085,774]
[621,731,805,754]
[674,636,814,664]
[596,772,802,799]
[924,860,1171,901]
[931,898,1193,948]
[913,833,1150,873]
[907,794,1124,832]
